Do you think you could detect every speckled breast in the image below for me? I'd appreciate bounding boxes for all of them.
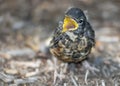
[50,31,91,62]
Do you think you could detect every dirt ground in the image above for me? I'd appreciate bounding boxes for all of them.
[0,0,120,86]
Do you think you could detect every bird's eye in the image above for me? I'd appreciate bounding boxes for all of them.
[79,19,84,24]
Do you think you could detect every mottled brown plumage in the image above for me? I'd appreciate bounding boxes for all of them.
[50,8,95,62]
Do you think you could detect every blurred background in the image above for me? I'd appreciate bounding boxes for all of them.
[0,0,120,86]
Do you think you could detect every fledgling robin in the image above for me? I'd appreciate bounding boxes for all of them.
[50,8,100,75]
[49,8,95,63]
[50,8,95,63]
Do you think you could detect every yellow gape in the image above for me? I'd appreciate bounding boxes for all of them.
[62,16,79,32]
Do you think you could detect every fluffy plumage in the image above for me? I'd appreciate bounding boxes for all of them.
[50,8,95,62]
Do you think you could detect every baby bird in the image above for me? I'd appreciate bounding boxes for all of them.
[50,8,95,63]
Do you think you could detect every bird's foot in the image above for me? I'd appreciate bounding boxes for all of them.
[82,60,100,75]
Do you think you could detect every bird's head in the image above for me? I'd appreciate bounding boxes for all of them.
[62,8,86,32]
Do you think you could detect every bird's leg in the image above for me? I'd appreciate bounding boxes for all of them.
[82,60,100,74]
[67,63,76,72]
[52,57,67,84]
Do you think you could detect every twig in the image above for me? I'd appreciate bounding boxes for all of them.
[70,75,78,86]
[101,80,105,86]
[53,70,58,85]
[13,77,39,85]
[85,70,89,85]
[64,83,67,86]
[0,72,15,83]
[10,60,41,68]
[4,48,35,58]
[96,80,98,86]
[25,69,39,77]
[53,57,58,85]
[114,79,118,86]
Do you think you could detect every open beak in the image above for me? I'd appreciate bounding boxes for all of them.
[62,16,78,32]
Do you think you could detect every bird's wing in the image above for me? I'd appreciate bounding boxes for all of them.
[84,22,95,46]
[50,21,63,47]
